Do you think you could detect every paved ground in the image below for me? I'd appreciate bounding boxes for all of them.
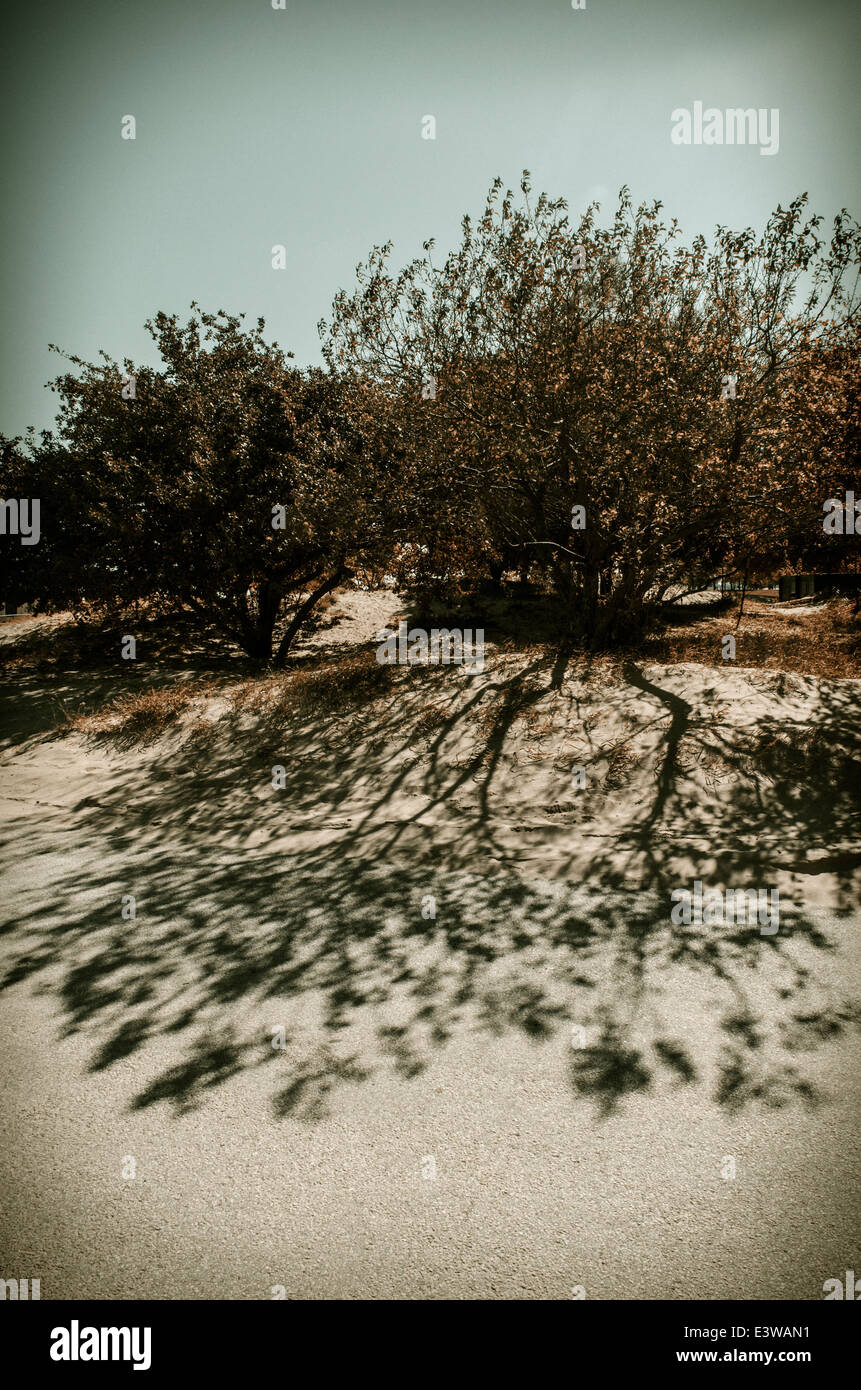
[2,842,859,1300]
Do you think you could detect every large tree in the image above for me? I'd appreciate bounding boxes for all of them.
[323,177,861,641]
[1,306,393,661]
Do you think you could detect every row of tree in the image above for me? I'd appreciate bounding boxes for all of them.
[2,177,859,659]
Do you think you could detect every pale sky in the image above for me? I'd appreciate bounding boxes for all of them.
[1,0,859,436]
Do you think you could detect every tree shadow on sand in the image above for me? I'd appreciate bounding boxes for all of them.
[1,643,860,1121]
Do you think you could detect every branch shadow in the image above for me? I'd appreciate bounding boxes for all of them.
[2,645,860,1121]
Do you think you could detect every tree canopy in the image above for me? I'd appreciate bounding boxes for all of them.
[324,177,860,640]
[3,181,859,656]
[1,306,394,661]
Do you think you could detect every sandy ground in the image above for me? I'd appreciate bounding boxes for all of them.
[1,593,859,1299]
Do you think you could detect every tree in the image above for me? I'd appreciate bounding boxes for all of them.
[323,176,861,643]
[1,306,393,662]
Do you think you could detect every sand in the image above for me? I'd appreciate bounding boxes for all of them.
[0,593,859,1299]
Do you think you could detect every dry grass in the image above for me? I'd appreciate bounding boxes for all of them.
[67,685,196,743]
[639,597,861,678]
[602,743,638,789]
[413,704,452,740]
[66,650,396,747]
[230,649,394,721]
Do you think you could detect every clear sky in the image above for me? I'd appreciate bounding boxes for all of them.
[1,0,859,436]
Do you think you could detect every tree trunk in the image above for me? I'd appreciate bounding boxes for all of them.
[245,580,282,660]
[272,569,350,667]
[486,557,505,593]
[579,567,601,642]
[735,560,750,628]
